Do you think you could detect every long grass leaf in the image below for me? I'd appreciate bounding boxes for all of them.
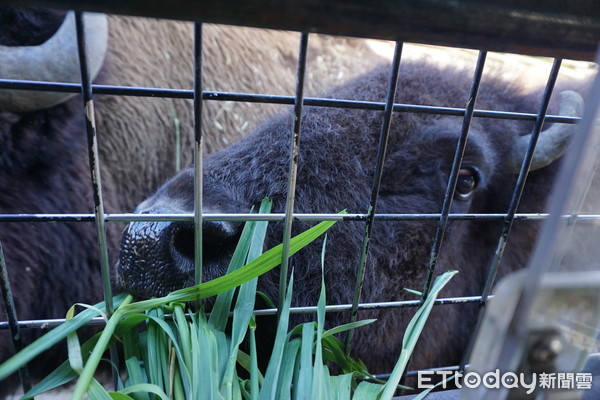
[173,305,192,371]
[310,237,328,399]
[275,338,301,400]
[147,314,192,394]
[124,218,338,313]
[66,305,84,374]
[322,320,377,339]
[379,271,457,400]
[118,383,169,400]
[249,317,260,400]
[222,200,272,397]
[295,323,315,400]
[72,295,135,400]
[352,381,383,399]
[21,314,147,399]
[108,393,135,400]
[259,276,295,400]
[0,293,128,380]
[209,216,256,330]
[124,357,149,400]
[88,378,114,400]
[333,373,353,400]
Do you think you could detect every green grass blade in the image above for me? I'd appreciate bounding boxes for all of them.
[0,293,128,380]
[194,315,223,400]
[124,357,150,400]
[21,333,99,399]
[352,381,383,399]
[295,323,315,400]
[259,276,295,400]
[379,271,458,400]
[275,338,301,400]
[403,288,423,297]
[222,200,271,397]
[66,305,84,374]
[21,314,147,399]
[147,314,192,394]
[322,319,377,339]
[72,295,135,400]
[249,317,260,400]
[88,378,114,400]
[124,218,338,313]
[310,237,327,399]
[209,216,256,331]
[118,383,169,400]
[333,373,352,400]
[108,393,135,400]
[173,305,192,371]
[144,311,159,390]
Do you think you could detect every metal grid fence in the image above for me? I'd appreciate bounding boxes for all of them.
[0,0,597,395]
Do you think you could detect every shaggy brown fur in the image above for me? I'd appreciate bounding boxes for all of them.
[97,16,384,212]
[0,9,383,393]
[118,60,575,374]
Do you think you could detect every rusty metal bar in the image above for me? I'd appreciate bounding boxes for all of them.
[421,51,488,300]
[460,58,565,368]
[278,32,309,313]
[0,78,583,125]
[193,23,204,286]
[345,41,403,354]
[0,242,32,394]
[74,11,113,315]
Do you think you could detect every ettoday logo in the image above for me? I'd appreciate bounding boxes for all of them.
[417,370,593,394]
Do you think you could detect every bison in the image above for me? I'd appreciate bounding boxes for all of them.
[0,7,383,394]
[117,60,584,374]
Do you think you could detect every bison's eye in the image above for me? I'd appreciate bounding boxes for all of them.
[455,167,479,199]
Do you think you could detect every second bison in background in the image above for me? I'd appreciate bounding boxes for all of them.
[118,61,583,372]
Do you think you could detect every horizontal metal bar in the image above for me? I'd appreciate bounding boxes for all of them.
[0,79,581,124]
[3,213,600,223]
[1,0,597,61]
[0,295,488,330]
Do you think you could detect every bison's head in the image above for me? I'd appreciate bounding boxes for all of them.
[116,62,583,305]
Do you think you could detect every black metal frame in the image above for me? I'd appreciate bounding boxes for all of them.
[0,1,597,396]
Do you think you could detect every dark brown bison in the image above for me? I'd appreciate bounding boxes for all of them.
[0,7,383,394]
[117,61,584,374]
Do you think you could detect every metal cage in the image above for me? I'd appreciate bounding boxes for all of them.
[0,1,599,398]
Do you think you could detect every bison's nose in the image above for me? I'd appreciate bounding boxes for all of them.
[170,219,241,270]
[117,216,242,298]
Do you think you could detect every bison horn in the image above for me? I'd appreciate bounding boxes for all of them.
[509,90,584,173]
[0,12,108,112]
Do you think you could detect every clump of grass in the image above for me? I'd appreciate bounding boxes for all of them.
[0,198,456,399]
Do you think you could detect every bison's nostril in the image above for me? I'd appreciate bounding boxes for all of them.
[172,225,195,261]
[170,221,241,269]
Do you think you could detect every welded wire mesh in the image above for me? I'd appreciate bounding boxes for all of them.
[0,2,596,396]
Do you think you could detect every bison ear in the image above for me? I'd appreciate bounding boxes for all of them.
[0,12,108,112]
[508,90,584,173]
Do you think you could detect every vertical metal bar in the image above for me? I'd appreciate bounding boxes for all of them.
[193,23,204,286]
[421,51,488,300]
[0,242,32,395]
[461,58,563,367]
[345,42,403,353]
[74,12,113,313]
[74,11,118,389]
[278,32,309,313]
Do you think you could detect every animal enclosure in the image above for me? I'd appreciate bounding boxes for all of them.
[0,1,599,398]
